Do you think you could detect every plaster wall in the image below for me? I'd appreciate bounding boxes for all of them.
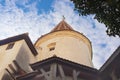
[0,40,36,79]
[35,31,93,67]
[0,40,22,79]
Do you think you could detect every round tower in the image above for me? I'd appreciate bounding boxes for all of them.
[35,20,93,67]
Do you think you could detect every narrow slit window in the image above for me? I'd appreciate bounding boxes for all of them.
[6,43,15,50]
[47,42,56,51]
[49,47,55,51]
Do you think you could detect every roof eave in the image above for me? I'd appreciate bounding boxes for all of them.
[0,33,38,56]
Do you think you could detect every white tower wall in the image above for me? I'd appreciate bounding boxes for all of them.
[35,31,93,67]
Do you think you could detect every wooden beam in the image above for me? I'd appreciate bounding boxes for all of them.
[58,65,66,80]
[37,70,50,78]
[73,70,80,80]
[38,64,57,80]
[50,64,57,80]
[13,60,26,75]
[8,64,16,74]
[5,68,16,80]
[40,68,50,80]
[110,70,117,80]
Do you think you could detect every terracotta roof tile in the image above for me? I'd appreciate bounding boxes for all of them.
[51,20,74,32]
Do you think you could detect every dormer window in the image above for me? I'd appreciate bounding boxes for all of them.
[47,42,56,51]
[6,42,15,50]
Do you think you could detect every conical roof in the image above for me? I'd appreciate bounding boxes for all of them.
[50,20,74,32]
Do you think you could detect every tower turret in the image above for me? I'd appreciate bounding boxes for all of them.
[35,20,93,67]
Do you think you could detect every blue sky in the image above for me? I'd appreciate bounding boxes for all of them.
[0,0,120,69]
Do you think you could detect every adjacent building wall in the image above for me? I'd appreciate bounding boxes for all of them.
[0,40,36,79]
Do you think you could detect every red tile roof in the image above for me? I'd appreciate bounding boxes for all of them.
[50,20,74,32]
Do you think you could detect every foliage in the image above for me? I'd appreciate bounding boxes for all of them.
[71,0,120,37]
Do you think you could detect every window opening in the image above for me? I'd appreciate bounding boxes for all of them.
[6,42,15,50]
[47,42,56,51]
[49,47,55,51]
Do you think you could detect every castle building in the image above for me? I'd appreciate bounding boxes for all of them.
[0,20,120,80]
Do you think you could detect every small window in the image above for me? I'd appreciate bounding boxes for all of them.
[6,42,15,50]
[49,47,55,51]
[47,42,56,51]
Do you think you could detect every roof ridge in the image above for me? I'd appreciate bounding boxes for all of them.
[50,20,74,32]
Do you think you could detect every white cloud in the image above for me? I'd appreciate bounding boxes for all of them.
[0,0,120,69]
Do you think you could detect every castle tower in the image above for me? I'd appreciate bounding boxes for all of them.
[35,20,93,67]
